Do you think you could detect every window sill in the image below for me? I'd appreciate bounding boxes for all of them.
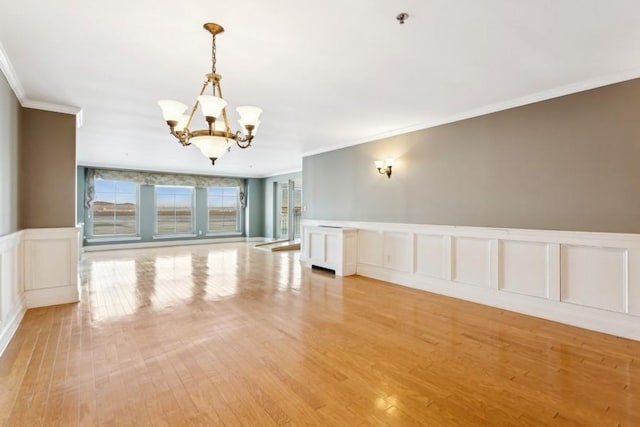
[86,236,142,243]
[153,234,197,239]
[206,231,242,237]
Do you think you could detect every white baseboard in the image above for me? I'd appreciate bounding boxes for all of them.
[0,296,26,357]
[83,236,263,252]
[302,219,640,342]
[24,286,79,308]
[358,264,640,341]
[0,230,25,357]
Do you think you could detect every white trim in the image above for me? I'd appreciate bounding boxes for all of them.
[24,286,79,309]
[302,219,640,342]
[0,40,25,101]
[21,99,82,116]
[0,230,26,357]
[302,68,640,158]
[357,263,640,342]
[86,236,142,243]
[83,236,253,252]
[0,41,83,126]
[0,296,26,357]
[301,219,640,247]
[23,227,80,308]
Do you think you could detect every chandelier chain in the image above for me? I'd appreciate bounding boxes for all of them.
[211,35,217,75]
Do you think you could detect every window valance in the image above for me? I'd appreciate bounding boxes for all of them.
[84,168,245,208]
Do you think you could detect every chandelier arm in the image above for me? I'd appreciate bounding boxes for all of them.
[168,128,191,146]
[235,131,253,149]
[183,79,212,133]
[215,81,232,131]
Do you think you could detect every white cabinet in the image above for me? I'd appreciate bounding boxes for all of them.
[302,226,357,276]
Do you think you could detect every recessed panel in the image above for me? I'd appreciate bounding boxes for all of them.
[383,232,412,272]
[415,234,444,278]
[326,235,339,265]
[358,230,383,266]
[30,240,71,290]
[501,241,548,298]
[308,232,325,262]
[453,237,490,287]
[561,245,625,313]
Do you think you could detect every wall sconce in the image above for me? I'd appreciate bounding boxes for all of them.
[374,159,394,179]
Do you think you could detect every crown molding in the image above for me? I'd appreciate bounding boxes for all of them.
[0,40,83,127]
[0,40,25,101]
[21,99,82,115]
[302,67,640,158]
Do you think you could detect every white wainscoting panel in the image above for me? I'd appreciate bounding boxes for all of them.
[30,239,72,290]
[500,241,549,298]
[308,231,324,263]
[383,232,413,272]
[561,245,626,313]
[23,227,80,308]
[628,249,640,316]
[358,230,383,267]
[452,237,491,287]
[325,234,340,266]
[0,231,25,357]
[301,219,640,341]
[415,234,446,279]
[302,226,357,276]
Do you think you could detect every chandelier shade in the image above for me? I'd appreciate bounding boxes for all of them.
[158,23,262,166]
[191,136,233,163]
[197,95,227,119]
[158,100,188,122]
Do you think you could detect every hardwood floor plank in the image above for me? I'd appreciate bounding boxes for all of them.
[1,242,639,425]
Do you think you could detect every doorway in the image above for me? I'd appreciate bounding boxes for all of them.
[276,179,302,241]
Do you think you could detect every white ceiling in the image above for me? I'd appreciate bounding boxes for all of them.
[2,0,640,177]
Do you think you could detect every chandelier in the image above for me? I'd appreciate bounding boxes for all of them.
[158,23,262,165]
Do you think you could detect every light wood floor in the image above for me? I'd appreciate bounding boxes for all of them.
[1,243,639,426]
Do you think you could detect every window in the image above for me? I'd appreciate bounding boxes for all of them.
[155,186,195,235]
[207,186,240,233]
[92,179,138,236]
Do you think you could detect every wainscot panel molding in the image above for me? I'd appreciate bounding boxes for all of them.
[23,227,80,308]
[301,219,640,341]
[0,231,25,357]
[302,226,357,276]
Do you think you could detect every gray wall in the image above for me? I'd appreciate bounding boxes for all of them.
[262,171,302,238]
[303,78,640,233]
[20,108,76,228]
[245,178,264,237]
[0,72,20,236]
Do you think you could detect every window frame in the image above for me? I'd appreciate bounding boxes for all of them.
[154,185,196,237]
[90,178,140,238]
[206,186,242,235]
